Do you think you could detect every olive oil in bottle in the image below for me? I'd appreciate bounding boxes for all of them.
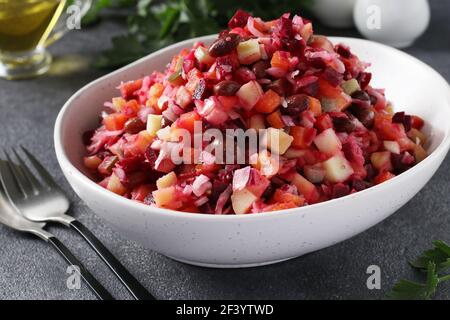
[0,0,66,52]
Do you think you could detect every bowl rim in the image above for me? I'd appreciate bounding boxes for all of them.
[54,35,450,221]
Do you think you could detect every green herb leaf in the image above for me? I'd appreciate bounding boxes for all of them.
[410,240,450,272]
[387,262,439,300]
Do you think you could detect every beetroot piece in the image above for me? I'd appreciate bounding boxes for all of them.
[228,9,250,29]
[357,72,372,90]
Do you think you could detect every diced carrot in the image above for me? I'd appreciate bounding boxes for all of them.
[271,189,305,206]
[271,51,291,71]
[374,171,395,185]
[374,116,406,140]
[411,115,425,130]
[134,131,153,153]
[120,79,143,99]
[104,113,127,131]
[308,96,322,116]
[107,174,127,195]
[180,205,200,213]
[290,126,317,149]
[83,155,102,170]
[263,201,298,212]
[266,110,284,129]
[254,89,281,113]
[315,113,333,132]
[147,83,165,110]
[318,78,342,98]
[175,110,202,133]
[218,96,238,111]
[122,99,140,117]
[132,184,153,202]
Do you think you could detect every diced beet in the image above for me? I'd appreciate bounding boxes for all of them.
[343,138,365,166]
[364,164,376,181]
[403,115,412,132]
[234,67,256,84]
[331,183,350,199]
[125,171,149,189]
[391,151,415,173]
[322,67,343,87]
[392,112,412,132]
[351,90,370,101]
[357,72,372,90]
[82,130,95,146]
[144,146,158,169]
[265,78,290,97]
[117,155,143,173]
[228,9,250,29]
[276,16,293,39]
[261,184,276,200]
[332,116,356,133]
[307,57,327,70]
[336,44,352,59]
[199,202,214,214]
[351,178,367,191]
[283,38,305,56]
[299,81,319,96]
[210,180,229,203]
[392,112,405,123]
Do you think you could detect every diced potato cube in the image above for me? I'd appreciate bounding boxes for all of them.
[147,114,163,136]
[237,39,261,65]
[313,128,342,155]
[262,128,293,155]
[153,186,176,207]
[231,188,258,214]
[156,171,177,189]
[323,154,354,183]
[107,174,127,195]
[341,79,361,95]
[383,141,400,154]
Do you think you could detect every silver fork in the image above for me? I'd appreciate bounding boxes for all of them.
[0,147,154,300]
[0,161,114,300]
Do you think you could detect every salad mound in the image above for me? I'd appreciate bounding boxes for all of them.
[83,10,428,214]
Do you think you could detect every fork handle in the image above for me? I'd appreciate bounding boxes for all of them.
[48,236,114,300]
[69,220,155,300]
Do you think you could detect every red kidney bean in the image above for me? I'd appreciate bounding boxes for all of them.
[208,33,240,57]
[284,94,309,113]
[252,61,270,78]
[214,80,241,96]
[265,78,289,96]
[124,117,146,134]
[332,117,356,133]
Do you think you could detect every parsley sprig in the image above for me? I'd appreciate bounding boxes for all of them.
[387,241,450,300]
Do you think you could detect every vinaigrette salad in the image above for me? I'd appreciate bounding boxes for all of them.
[83,10,428,214]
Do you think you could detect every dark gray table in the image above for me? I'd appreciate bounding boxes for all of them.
[0,1,449,300]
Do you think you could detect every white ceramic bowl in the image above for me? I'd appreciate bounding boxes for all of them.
[54,36,450,268]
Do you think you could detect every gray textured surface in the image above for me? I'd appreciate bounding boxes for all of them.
[0,2,449,300]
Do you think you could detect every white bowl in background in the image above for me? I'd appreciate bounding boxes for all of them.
[54,36,450,268]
